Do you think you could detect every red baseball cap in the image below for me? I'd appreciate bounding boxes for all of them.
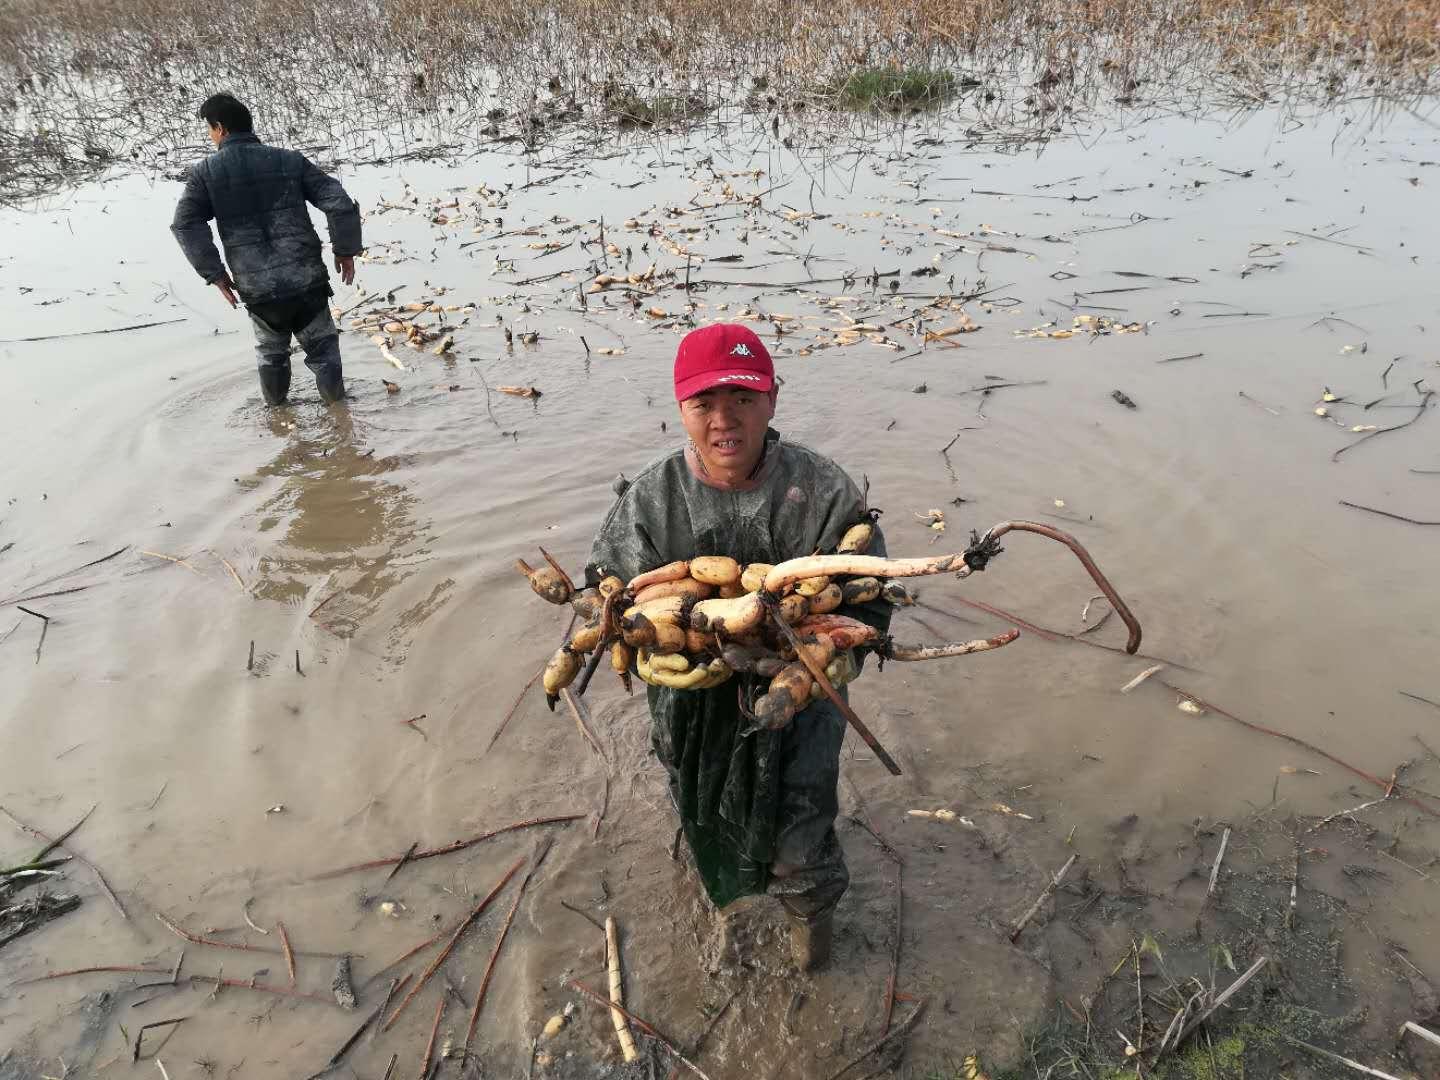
[673,323,775,401]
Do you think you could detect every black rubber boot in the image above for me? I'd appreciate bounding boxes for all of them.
[304,334,346,403]
[788,909,834,972]
[314,364,345,403]
[258,363,291,406]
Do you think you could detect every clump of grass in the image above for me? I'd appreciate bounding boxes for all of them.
[604,90,707,128]
[1158,1034,1246,1080]
[834,67,957,110]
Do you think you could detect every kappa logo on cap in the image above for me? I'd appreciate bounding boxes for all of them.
[730,343,755,357]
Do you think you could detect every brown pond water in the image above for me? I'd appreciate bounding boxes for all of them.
[2,102,1439,1078]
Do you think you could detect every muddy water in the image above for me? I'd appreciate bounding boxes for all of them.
[2,102,1439,1077]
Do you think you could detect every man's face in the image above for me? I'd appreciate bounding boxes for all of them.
[207,121,226,148]
[679,385,778,473]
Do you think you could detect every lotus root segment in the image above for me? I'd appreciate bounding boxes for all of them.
[739,563,773,593]
[627,560,690,593]
[763,552,967,594]
[794,615,879,650]
[689,555,741,587]
[543,646,582,694]
[515,559,574,605]
[689,593,763,635]
[633,577,712,605]
[569,621,604,653]
[753,662,813,729]
[840,577,881,604]
[838,522,874,555]
[794,576,831,597]
[806,582,844,614]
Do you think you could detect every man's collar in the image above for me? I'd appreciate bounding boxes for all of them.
[220,132,261,147]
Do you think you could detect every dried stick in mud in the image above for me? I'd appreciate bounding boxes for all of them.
[485,614,578,752]
[1154,956,1268,1060]
[567,979,714,1080]
[461,838,554,1057]
[302,995,391,1080]
[131,1017,188,1062]
[312,814,584,880]
[18,963,171,985]
[417,994,446,1080]
[0,319,186,343]
[485,662,547,753]
[1158,683,1440,818]
[1282,1034,1407,1079]
[1206,826,1231,896]
[0,545,128,605]
[382,857,524,1032]
[823,1000,926,1080]
[154,913,346,958]
[1333,389,1434,462]
[0,804,129,919]
[1339,500,1440,527]
[15,605,49,663]
[606,916,640,1062]
[139,550,204,577]
[185,972,338,1004]
[366,923,464,989]
[278,921,298,986]
[1009,853,1078,942]
[562,687,606,759]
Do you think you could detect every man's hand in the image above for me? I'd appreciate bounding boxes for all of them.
[335,254,355,286]
[213,275,238,309]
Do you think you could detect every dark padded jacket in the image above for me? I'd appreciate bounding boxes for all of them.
[171,133,362,306]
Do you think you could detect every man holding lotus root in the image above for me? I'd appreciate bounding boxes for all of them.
[587,324,890,971]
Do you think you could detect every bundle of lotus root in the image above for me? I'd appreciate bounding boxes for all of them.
[515,519,1142,740]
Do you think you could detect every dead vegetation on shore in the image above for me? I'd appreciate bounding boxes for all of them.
[1,0,1439,201]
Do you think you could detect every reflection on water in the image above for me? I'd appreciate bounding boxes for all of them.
[242,407,431,642]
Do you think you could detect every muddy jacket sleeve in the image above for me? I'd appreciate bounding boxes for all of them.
[301,158,363,258]
[170,168,227,285]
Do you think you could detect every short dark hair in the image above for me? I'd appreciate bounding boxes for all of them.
[197,93,252,133]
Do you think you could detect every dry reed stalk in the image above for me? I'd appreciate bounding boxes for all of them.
[417,994,446,1080]
[278,922,297,987]
[561,688,605,759]
[186,972,337,1004]
[382,857,523,1032]
[139,551,203,577]
[1207,826,1231,896]
[0,804,129,919]
[1010,853,1077,942]
[1159,681,1440,818]
[567,979,713,1080]
[154,913,345,957]
[606,917,640,1062]
[20,964,171,984]
[460,839,553,1055]
[206,549,247,592]
[312,814,583,880]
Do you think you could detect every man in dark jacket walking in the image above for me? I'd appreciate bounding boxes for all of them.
[171,93,362,405]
